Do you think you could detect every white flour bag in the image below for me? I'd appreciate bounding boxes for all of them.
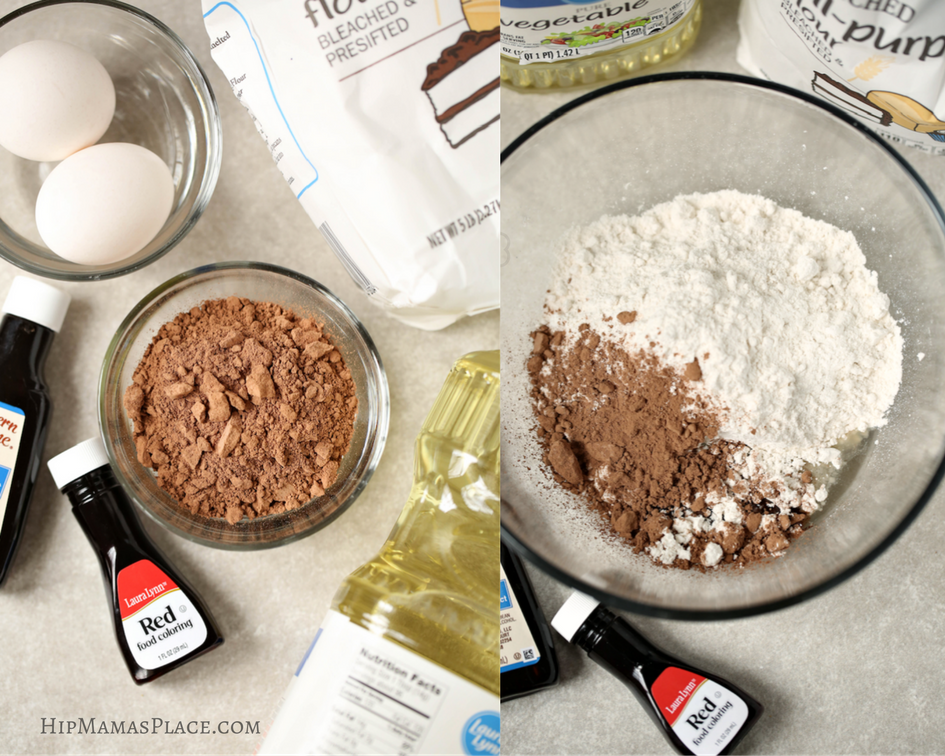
[203,0,500,329]
[738,0,945,156]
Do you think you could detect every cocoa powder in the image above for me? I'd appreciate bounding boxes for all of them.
[527,324,811,569]
[123,296,358,524]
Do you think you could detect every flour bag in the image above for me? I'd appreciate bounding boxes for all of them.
[738,0,945,156]
[203,0,500,329]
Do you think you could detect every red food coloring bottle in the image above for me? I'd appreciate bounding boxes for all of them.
[48,437,223,684]
[552,593,763,755]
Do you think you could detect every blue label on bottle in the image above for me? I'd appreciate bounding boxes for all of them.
[499,578,512,611]
[462,711,500,756]
[0,401,25,524]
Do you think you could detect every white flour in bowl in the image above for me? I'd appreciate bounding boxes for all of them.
[532,190,903,568]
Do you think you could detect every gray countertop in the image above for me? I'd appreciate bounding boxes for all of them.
[2,0,944,754]
[500,1,945,755]
[0,1,498,753]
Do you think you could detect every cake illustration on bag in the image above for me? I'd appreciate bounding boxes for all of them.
[812,72,891,126]
[422,0,499,149]
[812,71,945,143]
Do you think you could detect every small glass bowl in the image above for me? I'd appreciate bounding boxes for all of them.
[0,0,221,280]
[98,263,390,549]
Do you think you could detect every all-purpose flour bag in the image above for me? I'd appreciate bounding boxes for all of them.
[202,0,500,329]
[737,0,945,155]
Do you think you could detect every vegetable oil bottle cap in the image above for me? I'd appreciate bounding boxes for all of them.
[2,276,71,333]
[48,436,110,490]
[551,591,602,642]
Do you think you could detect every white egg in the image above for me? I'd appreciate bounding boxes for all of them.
[0,39,116,162]
[35,142,175,266]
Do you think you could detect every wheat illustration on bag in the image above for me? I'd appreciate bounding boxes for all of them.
[847,56,894,82]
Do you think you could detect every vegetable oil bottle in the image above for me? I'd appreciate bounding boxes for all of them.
[260,352,500,756]
[500,0,702,92]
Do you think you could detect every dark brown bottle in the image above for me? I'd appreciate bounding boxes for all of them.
[48,437,223,684]
[0,276,70,588]
[500,541,559,701]
[552,593,763,756]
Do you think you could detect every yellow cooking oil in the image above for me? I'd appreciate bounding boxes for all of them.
[500,0,702,92]
[332,350,500,696]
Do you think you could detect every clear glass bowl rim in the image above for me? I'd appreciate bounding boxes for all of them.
[500,70,945,621]
[97,260,391,550]
[0,0,223,281]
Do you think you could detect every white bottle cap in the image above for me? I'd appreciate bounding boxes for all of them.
[47,436,110,490]
[2,276,71,333]
[551,591,602,642]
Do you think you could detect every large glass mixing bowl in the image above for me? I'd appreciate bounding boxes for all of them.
[501,73,945,619]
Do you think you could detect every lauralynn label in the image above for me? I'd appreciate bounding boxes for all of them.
[117,560,207,670]
[500,0,695,64]
[0,401,26,525]
[259,609,500,756]
[651,667,750,756]
[499,564,540,672]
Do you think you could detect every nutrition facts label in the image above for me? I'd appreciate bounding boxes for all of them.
[316,663,445,754]
[259,610,500,756]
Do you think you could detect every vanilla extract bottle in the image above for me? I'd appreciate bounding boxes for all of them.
[0,277,70,588]
[48,437,223,684]
[500,541,558,701]
[552,593,763,755]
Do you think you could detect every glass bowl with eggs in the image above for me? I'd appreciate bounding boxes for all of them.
[0,0,221,280]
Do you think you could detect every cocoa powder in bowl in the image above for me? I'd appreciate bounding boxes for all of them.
[123,296,358,525]
[527,324,813,570]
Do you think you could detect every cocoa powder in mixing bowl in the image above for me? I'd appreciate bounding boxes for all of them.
[123,296,357,524]
[528,323,811,569]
